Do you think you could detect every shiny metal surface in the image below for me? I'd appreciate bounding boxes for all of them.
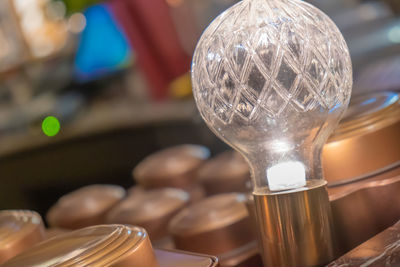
[329,174,400,254]
[154,249,218,267]
[45,228,69,240]
[196,150,251,195]
[327,220,400,266]
[0,210,45,265]
[106,188,189,241]
[169,193,259,267]
[133,144,209,189]
[2,225,158,267]
[253,182,336,267]
[323,91,400,185]
[46,184,125,229]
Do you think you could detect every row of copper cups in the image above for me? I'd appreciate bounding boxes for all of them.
[42,143,261,267]
[1,91,400,266]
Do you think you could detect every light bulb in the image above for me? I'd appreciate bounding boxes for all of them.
[191,0,352,265]
[191,0,352,193]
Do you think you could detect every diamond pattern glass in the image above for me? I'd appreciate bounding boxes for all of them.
[191,0,352,191]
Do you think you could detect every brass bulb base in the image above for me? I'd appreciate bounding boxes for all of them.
[253,181,337,267]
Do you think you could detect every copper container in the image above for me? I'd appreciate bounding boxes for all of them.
[169,193,262,267]
[2,224,158,267]
[329,174,400,254]
[0,210,45,265]
[323,91,400,185]
[3,224,218,267]
[46,184,126,229]
[245,172,400,258]
[327,220,400,266]
[197,151,251,195]
[133,144,210,190]
[106,188,190,242]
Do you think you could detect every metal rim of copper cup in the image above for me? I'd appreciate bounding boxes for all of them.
[105,187,190,241]
[168,193,254,256]
[0,210,45,265]
[2,224,158,267]
[196,150,251,195]
[46,184,126,229]
[323,91,400,185]
[133,144,210,189]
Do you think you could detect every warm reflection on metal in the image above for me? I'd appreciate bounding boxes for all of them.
[2,225,158,267]
[253,182,336,267]
[0,210,45,265]
[327,220,400,266]
[330,174,400,254]
[323,91,400,185]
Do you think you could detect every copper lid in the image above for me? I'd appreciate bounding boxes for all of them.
[106,188,190,241]
[169,193,254,255]
[197,151,251,195]
[133,144,210,189]
[46,184,126,229]
[2,224,158,267]
[0,210,45,265]
[323,91,400,185]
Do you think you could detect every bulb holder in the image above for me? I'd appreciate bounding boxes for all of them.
[253,181,337,267]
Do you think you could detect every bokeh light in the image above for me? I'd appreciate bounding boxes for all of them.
[42,116,61,137]
[68,13,86,34]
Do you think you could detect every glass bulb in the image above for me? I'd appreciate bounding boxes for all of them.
[191,0,352,193]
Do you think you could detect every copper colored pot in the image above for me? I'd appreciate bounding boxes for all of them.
[133,144,210,190]
[46,184,125,229]
[169,193,262,267]
[323,91,400,185]
[106,188,190,242]
[197,151,251,195]
[2,224,218,267]
[0,210,45,265]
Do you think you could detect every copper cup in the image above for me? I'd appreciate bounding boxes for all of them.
[169,193,262,267]
[2,224,158,267]
[3,224,218,267]
[46,184,125,229]
[323,91,400,185]
[133,145,209,200]
[0,210,45,265]
[197,150,251,195]
[106,188,190,243]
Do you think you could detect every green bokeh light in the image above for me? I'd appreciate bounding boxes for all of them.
[42,116,61,137]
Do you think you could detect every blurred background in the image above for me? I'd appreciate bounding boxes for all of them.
[0,0,399,216]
